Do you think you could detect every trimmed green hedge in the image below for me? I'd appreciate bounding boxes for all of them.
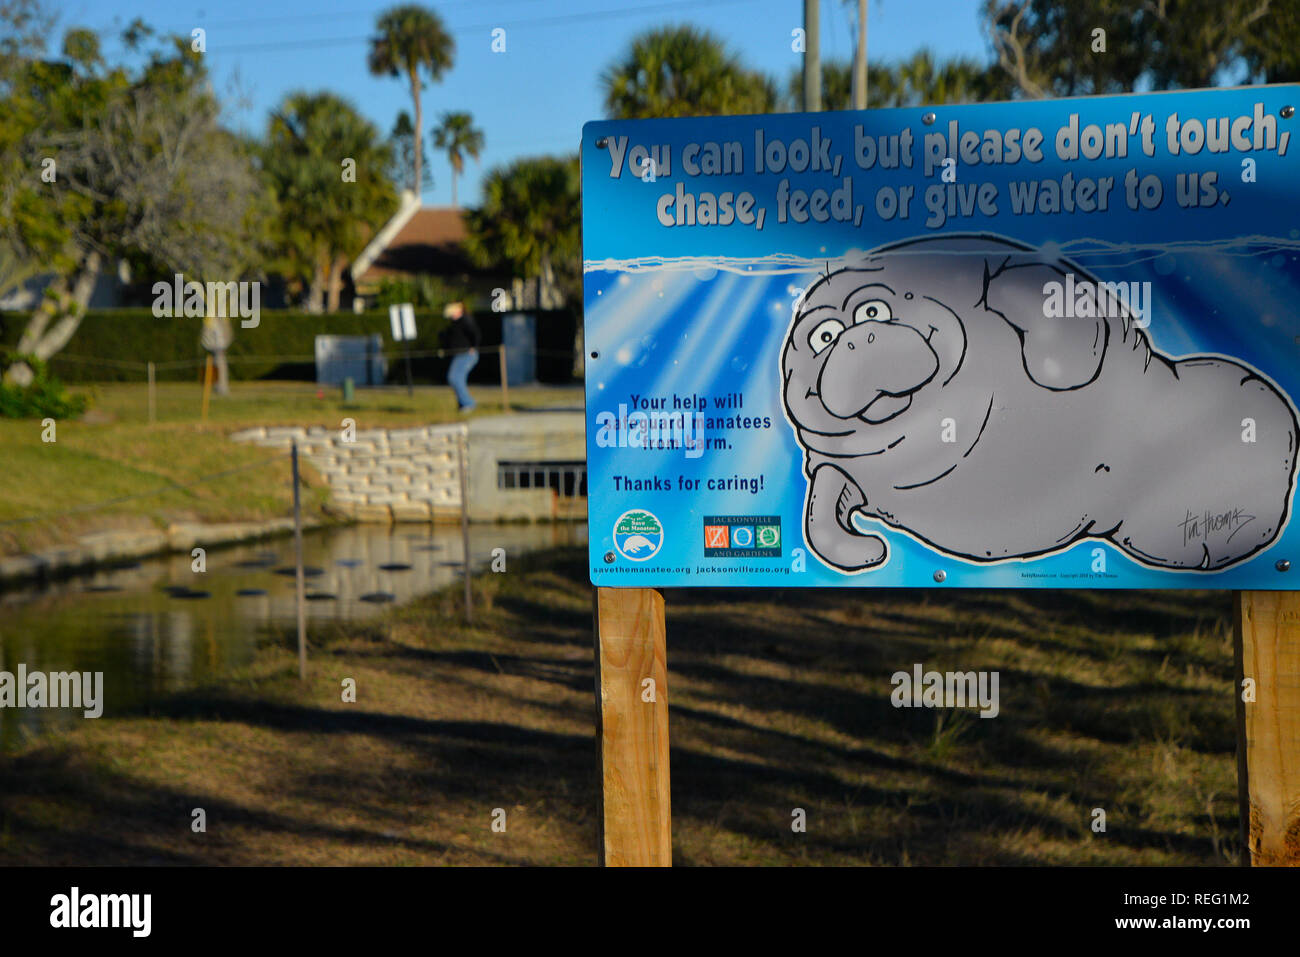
[0,309,453,383]
[0,307,579,384]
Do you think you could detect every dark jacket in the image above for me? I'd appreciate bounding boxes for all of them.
[442,314,480,353]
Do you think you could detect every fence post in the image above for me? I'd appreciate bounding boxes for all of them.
[147,361,156,424]
[201,355,214,423]
[458,425,472,623]
[292,441,307,681]
[499,343,510,413]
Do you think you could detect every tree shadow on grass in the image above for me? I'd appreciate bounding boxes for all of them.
[0,544,1239,865]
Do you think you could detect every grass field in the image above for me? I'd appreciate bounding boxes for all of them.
[0,380,576,556]
[0,546,1240,866]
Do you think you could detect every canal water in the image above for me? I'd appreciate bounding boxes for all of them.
[0,522,586,751]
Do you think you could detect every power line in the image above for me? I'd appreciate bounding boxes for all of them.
[173,0,548,33]
[168,0,759,56]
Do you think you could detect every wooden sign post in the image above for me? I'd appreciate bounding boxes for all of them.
[1236,589,1300,866]
[594,587,671,866]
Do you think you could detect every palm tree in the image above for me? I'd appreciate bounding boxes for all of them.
[263,91,398,311]
[367,4,454,198]
[432,111,484,207]
[789,52,1000,111]
[389,110,431,194]
[601,25,776,119]
[894,50,1005,105]
[787,60,897,110]
[464,154,582,373]
[463,155,580,309]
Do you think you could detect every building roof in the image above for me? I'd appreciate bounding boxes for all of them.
[351,191,495,288]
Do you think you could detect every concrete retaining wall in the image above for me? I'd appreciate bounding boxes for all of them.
[231,417,586,524]
[231,424,469,523]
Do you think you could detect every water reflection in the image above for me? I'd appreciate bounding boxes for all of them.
[0,522,586,750]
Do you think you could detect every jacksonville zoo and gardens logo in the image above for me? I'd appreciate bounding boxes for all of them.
[613,509,664,561]
[703,515,782,557]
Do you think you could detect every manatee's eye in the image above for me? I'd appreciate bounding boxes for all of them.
[807,318,846,355]
[853,299,893,324]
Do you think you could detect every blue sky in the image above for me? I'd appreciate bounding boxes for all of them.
[56,0,989,207]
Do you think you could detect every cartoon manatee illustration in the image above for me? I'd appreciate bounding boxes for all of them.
[780,234,1299,573]
[621,534,657,556]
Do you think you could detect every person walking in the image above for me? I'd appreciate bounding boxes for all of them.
[441,301,479,412]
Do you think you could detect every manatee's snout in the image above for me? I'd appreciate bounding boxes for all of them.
[817,321,938,420]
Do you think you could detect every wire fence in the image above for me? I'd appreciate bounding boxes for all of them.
[45,344,579,373]
[40,343,583,424]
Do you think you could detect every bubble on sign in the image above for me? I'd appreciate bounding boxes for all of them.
[692,265,718,281]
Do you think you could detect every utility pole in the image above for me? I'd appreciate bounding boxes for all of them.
[803,0,821,112]
[853,0,868,109]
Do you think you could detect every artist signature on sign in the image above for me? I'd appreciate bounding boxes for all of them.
[1179,506,1256,548]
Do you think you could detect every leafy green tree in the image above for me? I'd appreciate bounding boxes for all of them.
[0,0,51,67]
[982,0,1298,97]
[367,4,454,198]
[1241,0,1300,82]
[432,111,484,207]
[602,24,777,119]
[0,20,265,386]
[262,91,399,312]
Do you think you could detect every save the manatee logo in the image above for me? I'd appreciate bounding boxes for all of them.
[614,509,664,561]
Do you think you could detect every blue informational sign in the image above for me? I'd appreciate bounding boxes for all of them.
[582,86,1300,589]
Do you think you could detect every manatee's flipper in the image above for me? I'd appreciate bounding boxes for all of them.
[806,463,887,571]
[980,260,1108,391]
